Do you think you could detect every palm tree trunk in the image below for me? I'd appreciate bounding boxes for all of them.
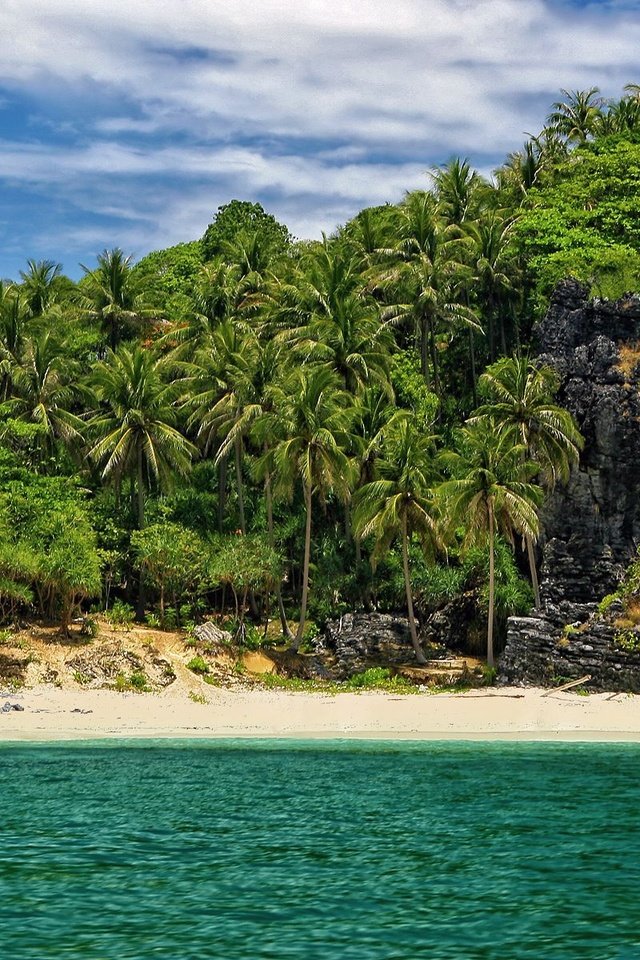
[401,512,426,664]
[487,499,495,669]
[427,317,441,398]
[526,534,541,611]
[265,460,294,641]
[136,445,145,530]
[419,316,429,382]
[217,453,228,533]
[234,438,246,534]
[136,444,146,620]
[293,482,313,651]
[468,327,478,407]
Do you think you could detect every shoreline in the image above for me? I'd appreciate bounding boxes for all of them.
[1,685,639,744]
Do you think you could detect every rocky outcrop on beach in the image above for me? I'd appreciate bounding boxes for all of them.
[534,279,640,603]
[315,613,414,678]
[499,600,640,692]
[500,281,640,689]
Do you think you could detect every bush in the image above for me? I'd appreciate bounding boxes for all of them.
[187,655,209,675]
[106,600,135,628]
[343,667,414,692]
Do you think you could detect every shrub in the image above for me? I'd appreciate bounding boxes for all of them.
[106,600,135,628]
[187,655,209,675]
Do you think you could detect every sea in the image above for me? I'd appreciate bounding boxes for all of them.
[1,739,639,959]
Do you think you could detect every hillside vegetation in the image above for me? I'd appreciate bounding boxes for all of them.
[2,84,639,672]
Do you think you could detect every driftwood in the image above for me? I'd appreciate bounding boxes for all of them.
[542,675,591,697]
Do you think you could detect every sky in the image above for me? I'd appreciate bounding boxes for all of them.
[1,0,639,279]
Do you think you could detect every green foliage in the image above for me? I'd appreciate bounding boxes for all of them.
[598,593,618,616]
[131,522,209,623]
[186,655,209,675]
[390,353,439,428]
[106,600,136,627]
[516,137,640,302]
[132,241,203,320]
[189,691,207,704]
[113,671,150,692]
[201,200,292,263]
[614,629,640,652]
[343,667,415,692]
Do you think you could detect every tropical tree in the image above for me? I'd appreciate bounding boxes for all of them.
[19,259,63,317]
[431,158,486,226]
[470,357,583,608]
[354,416,441,664]
[1,331,84,460]
[282,245,394,394]
[88,345,196,534]
[81,248,156,351]
[380,191,476,396]
[258,366,355,649]
[547,88,603,144]
[0,285,28,401]
[466,211,518,359]
[439,421,542,667]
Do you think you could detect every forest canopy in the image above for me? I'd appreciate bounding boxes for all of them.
[2,83,636,660]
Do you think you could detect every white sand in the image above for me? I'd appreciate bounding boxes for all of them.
[0,684,639,742]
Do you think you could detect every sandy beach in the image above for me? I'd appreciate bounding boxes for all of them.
[0,684,639,742]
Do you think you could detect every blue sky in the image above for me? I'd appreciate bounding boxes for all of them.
[0,0,639,280]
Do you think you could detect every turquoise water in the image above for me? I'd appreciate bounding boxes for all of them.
[1,740,639,959]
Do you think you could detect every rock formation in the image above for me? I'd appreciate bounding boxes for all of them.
[500,280,640,689]
[536,279,640,602]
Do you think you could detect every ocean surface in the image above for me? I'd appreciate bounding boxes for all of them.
[1,739,639,959]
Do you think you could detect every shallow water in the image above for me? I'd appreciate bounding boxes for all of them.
[1,739,639,959]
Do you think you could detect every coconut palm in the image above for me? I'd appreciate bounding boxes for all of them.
[547,88,603,144]
[81,248,156,351]
[439,421,542,666]
[19,259,63,318]
[431,158,486,227]
[466,211,518,359]
[354,416,441,664]
[470,356,584,608]
[0,285,28,401]
[259,366,355,649]
[88,345,196,533]
[380,191,477,395]
[2,331,83,460]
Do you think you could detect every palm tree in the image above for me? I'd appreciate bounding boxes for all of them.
[547,88,603,144]
[431,158,486,227]
[354,416,440,664]
[19,259,63,317]
[466,211,518,359]
[259,366,355,649]
[283,245,394,395]
[380,191,476,395]
[88,345,196,534]
[184,318,258,534]
[439,421,542,667]
[81,249,156,351]
[0,285,28,401]
[470,357,583,608]
[2,331,83,460]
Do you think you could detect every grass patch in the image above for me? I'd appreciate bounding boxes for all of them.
[188,691,207,704]
[186,655,209,675]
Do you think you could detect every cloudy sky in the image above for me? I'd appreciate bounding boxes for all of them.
[0,0,639,278]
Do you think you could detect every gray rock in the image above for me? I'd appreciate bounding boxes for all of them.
[316,613,414,678]
[193,622,233,647]
[533,280,640,605]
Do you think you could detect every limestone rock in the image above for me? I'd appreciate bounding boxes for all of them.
[316,613,414,678]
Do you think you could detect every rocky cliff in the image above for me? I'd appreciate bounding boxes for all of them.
[535,279,640,603]
[500,280,640,689]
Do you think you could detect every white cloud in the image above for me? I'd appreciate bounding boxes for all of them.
[1,0,640,269]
